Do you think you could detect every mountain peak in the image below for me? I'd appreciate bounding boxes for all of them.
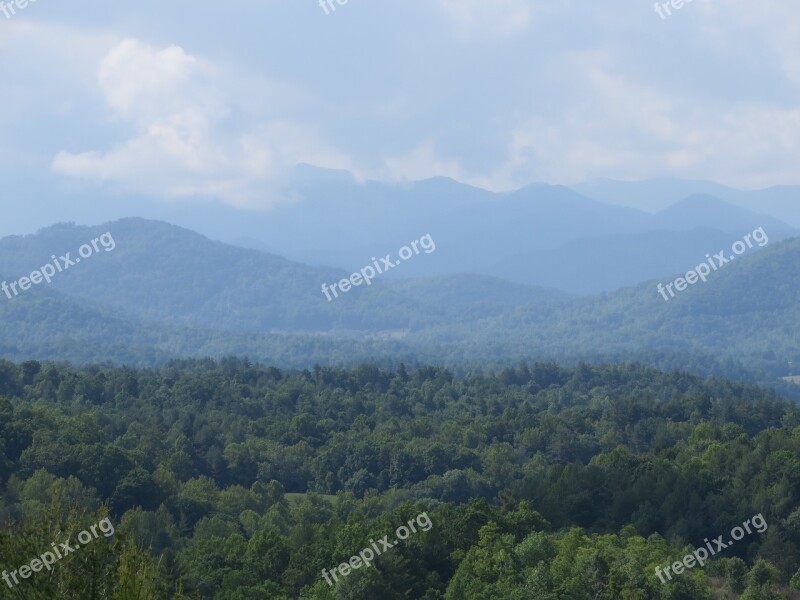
[655,194,793,234]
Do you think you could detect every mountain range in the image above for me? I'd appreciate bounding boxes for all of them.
[571,177,800,227]
[6,167,797,295]
[0,212,797,397]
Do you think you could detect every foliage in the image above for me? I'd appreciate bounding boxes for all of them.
[0,360,798,597]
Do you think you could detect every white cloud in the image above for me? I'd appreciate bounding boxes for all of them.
[436,0,532,40]
[4,2,798,205]
[52,39,352,208]
[702,0,800,84]
[486,51,800,188]
[381,141,466,183]
[97,40,211,123]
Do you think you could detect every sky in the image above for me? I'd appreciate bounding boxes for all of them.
[0,0,798,234]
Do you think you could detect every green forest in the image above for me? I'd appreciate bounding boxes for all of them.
[2,221,800,395]
[1,359,800,598]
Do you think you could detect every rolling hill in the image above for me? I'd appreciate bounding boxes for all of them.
[0,218,797,394]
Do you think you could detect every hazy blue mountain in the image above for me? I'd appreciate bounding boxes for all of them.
[652,194,794,234]
[414,234,800,386]
[0,218,797,389]
[482,194,793,293]
[571,177,800,228]
[570,177,737,212]
[201,170,794,285]
[6,168,795,291]
[0,218,558,334]
[489,228,758,294]
[444,184,652,273]
[229,237,282,256]
[213,173,656,277]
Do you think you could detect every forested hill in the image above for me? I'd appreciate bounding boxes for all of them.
[0,218,560,333]
[1,359,800,597]
[434,233,800,379]
[0,219,798,388]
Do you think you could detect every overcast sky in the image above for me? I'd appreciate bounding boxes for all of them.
[1,0,798,220]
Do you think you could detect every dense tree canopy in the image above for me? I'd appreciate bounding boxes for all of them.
[1,359,799,597]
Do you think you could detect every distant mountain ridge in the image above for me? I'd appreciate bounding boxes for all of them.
[0,218,561,334]
[571,177,800,228]
[3,167,795,295]
[653,194,790,233]
[207,170,796,293]
[0,218,797,395]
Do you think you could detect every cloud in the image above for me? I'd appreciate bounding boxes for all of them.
[12,2,800,204]
[485,50,800,188]
[701,0,800,84]
[52,39,351,208]
[436,0,532,39]
[381,141,466,183]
